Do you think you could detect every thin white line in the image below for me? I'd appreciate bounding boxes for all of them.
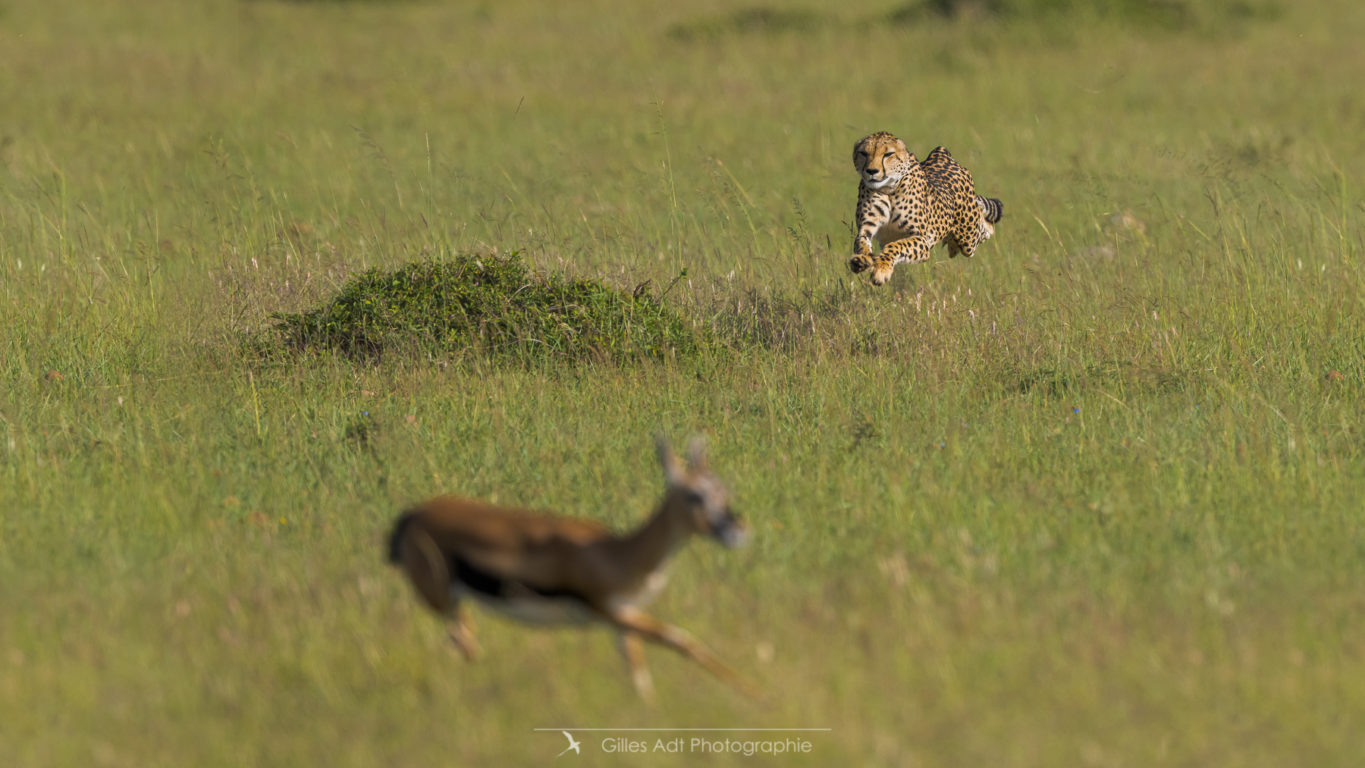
[532,731,829,736]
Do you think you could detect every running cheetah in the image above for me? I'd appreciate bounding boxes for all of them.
[848,131,1003,286]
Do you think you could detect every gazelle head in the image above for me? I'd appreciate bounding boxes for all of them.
[655,435,747,549]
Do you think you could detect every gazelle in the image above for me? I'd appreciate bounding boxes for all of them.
[386,435,757,702]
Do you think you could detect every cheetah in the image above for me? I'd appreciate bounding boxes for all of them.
[848,131,1003,286]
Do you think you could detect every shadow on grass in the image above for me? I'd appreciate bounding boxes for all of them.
[886,0,1281,30]
[665,0,1280,43]
[666,7,827,41]
[1014,363,1192,398]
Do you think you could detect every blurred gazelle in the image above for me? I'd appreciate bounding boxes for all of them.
[387,435,756,702]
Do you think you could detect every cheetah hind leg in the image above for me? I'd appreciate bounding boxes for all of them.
[951,219,993,259]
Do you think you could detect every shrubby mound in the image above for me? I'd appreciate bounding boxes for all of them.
[269,253,700,364]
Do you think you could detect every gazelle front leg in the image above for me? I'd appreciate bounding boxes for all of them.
[602,605,761,701]
[617,631,656,704]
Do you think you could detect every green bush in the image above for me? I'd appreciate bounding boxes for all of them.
[268,253,700,364]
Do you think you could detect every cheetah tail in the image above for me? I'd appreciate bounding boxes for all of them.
[978,197,1003,224]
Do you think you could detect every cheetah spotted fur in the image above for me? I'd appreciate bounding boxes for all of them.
[849,131,1003,286]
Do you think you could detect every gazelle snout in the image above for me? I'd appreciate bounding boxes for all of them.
[711,509,747,549]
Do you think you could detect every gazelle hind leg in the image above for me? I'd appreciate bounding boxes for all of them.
[617,631,656,705]
[397,523,479,658]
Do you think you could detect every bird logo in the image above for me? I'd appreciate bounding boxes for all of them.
[556,730,582,757]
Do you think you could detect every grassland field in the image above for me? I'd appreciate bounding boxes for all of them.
[2,0,1365,765]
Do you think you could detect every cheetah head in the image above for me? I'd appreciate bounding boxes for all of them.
[853,132,911,192]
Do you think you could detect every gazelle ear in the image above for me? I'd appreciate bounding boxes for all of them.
[685,435,708,470]
[655,434,684,485]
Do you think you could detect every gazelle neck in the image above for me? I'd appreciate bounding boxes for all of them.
[609,493,693,586]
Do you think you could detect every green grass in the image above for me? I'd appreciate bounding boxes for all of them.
[3,0,1365,765]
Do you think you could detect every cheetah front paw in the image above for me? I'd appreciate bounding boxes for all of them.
[848,254,873,274]
[871,264,895,286]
